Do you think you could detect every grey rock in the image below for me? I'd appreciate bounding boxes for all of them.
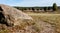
[0,4,33,26]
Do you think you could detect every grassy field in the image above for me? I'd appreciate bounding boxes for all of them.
[26,12,60,33]
[0,12,60,33]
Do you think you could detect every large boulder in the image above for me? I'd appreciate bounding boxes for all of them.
[0,4,33,26]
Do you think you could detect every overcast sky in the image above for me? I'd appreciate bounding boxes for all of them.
[0,0,60,7]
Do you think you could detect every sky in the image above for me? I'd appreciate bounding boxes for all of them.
[0,0,60,7]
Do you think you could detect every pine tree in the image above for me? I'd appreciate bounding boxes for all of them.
[53,3,57,11]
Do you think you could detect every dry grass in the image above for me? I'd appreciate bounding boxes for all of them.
[0,12,60,33]
[28,13,60,33]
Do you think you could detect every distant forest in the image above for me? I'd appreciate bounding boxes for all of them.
[14,6,60,12]
[13,3,60,12]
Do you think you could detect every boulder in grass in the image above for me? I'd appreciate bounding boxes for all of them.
[0,4,33,26]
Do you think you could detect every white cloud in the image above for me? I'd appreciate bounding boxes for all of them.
[0,0,60,6]
[15,0,54,6]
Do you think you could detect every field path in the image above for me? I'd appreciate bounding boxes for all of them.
[36,21,56,33]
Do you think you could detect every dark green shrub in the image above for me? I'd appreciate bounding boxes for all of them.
[44,7,48,12]
[53,3,58,11]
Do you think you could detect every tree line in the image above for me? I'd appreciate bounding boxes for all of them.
[14,3,58,12]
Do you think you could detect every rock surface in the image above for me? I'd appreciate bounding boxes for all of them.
[0,4,32,26]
